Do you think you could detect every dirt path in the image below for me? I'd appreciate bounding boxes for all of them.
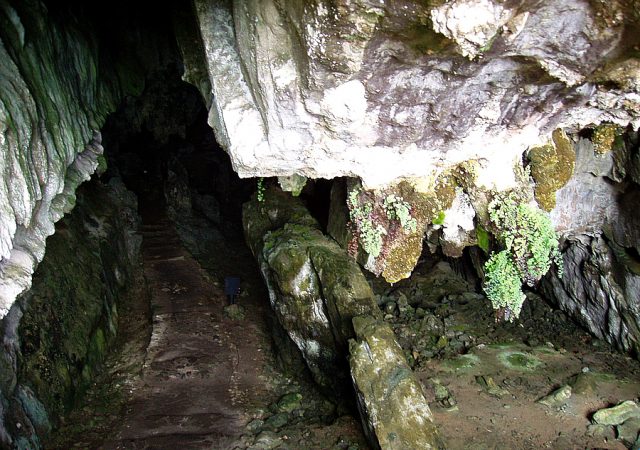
[96,215,272,449]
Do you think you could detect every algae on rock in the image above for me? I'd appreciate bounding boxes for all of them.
[349,315,444,450]
[528,129,575,211]
[243,186,380,397]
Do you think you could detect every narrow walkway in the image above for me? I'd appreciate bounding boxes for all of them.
[102,216,271,449]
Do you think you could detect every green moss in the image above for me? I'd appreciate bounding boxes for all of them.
[476,224,490,254]
[432,211,446,226]
[529,129,575,211]
[592,123,621,155]
[498,351,543,371]
[17,182,139,424]
[442,354,480,372]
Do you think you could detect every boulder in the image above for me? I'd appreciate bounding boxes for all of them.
[243,187,380,395]
[349,315,444,450]
[592,400,640,426]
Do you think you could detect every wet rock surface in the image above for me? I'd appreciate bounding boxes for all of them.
[0,0,176,316]
[544,128,640,357]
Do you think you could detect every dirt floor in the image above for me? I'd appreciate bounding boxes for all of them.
[376,257,640,450]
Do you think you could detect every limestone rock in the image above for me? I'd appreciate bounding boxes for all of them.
[242,187,380,395]
[184,0,640,288]
[617,417,640,447]
[349,315,444,450]
[537,385,572,408]
[189,0,639,191]
[0,179,143,448]
[543,127,640,356]
[0,0,170,317]
[275,392,303,413]
[592,400,640,426]
[223,304,245,321]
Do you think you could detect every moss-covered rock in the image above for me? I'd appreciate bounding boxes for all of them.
[0,0,172,317]
[529,129,576,211]
[0,178,143,448]
[349,315,444,449]
[591,123,622,155]
[343,174,457,284]
[243,185,379,397]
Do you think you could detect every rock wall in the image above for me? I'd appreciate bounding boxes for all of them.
[543,127,640,356]
[0,178,144,449]
[0,0,175,318]
[189,0,639,190]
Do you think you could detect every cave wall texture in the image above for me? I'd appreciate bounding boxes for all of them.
[183,0,640,355]
[0,1,639,446]
[0,0,175,317]
[0,178,144,449]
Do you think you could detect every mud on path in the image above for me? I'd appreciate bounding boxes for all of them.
[47,205,368,449]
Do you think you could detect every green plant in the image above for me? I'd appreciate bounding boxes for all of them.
[383,195,418,232]
[483,250,526,319]
[483,192,563,321]
[347,187,386,257]
[347,187,421,259]
[476,224,490,254]
[257,177,265,203]
[432,210,446,226]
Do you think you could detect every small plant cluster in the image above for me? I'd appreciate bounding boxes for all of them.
[384,195,418,232]
[348,188,386,257]
[257,177,265,203]
[347,187,418,259]
[483,192,563,321]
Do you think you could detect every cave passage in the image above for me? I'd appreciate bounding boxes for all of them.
[43,67,369,449]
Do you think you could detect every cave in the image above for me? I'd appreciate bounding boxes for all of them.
[1,0,640,449]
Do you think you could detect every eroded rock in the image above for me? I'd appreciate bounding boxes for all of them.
[0,179,143,448]
[243,186,380,395]
[0,0,174,317]
[349,315,444,449]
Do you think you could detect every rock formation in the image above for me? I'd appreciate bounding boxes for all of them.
[0,0,174,317]
[0,179,144,448]
[243,186,381,395]
[188,0,639,189]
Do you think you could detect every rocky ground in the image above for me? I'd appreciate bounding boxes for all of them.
[45,191,640,449]
[373,255,640,449]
